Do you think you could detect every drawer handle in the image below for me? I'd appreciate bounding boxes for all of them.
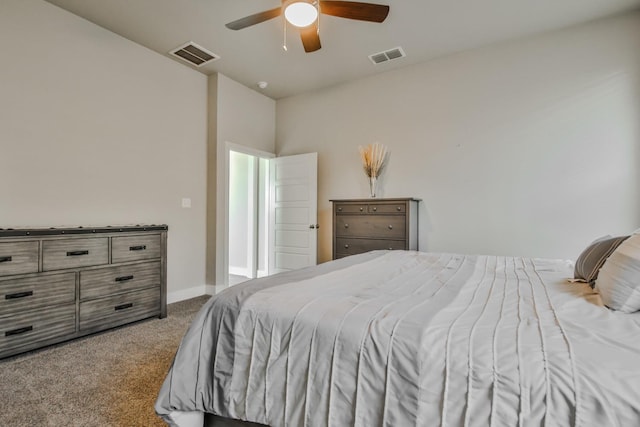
[129,245,147,251]
[389,247,393,250]
[396,206,402,211]
[344,224,349,228]
[388,225,393,230]
[372,207,378,212]
[67,250,89,256]
[5,290,33,300]
[338,207,343,212]
[359,207,364,211]
[5,326,33,337]
[115,303,133,311]
[344,244,350,249]
[115,275,134,282]
[0,256,12,263]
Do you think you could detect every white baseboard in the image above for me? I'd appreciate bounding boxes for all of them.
[229,266,250,277]
[167,284,208,304]
[167,283,234,303]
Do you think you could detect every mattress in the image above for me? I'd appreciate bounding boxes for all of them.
[156,250,640,426]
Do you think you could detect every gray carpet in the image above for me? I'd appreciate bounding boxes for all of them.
[0,295,211,427]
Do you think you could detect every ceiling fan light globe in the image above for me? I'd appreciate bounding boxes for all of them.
[284,2,318,28]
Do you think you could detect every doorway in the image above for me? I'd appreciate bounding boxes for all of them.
[222,142,318,289]
[227,146,271,286]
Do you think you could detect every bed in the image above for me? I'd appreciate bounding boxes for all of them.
[155,250,640,426]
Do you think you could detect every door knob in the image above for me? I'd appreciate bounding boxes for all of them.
[309,224,315,229]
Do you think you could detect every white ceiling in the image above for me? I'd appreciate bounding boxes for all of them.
[44,0,640,99]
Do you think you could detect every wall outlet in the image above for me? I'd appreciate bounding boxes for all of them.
[181,198,191,208]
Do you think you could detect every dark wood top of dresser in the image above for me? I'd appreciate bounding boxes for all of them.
[0,225,168,238]
[330,198,421,202]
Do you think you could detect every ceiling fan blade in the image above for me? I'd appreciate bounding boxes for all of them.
[300,23,321,53]
[225,7,282,30]
[320,1,389,22]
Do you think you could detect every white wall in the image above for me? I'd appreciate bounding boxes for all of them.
[0,0,208,302]
[228,151,251,275]
[277,11,640,262]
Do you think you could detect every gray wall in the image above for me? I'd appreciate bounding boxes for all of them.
[277,12,640,262]
[0,0,208,301]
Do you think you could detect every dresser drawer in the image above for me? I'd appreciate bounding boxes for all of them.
[79,287,160,332]
[0,304,76,356]
[80,261,160,300]
[335,204,368,214]
[335,215,406,239]
[336,238,406,256]
[0,272,76,317]
[111,234,161,263]
[42,238,108,271]
[0,241,39,276]
[368,203,406,214]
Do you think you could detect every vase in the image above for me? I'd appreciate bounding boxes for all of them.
[369,176,378,198]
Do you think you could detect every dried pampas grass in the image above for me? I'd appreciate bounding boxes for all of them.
[358,143,388,178]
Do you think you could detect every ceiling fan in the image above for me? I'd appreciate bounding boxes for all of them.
[225,1,390,53]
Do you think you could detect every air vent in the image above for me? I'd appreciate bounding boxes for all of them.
[368,47,406,65]
[169,42,220,67]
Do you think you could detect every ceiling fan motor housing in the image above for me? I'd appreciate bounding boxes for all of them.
[283,0,319,28]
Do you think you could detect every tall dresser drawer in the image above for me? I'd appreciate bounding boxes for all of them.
[43,238,108,271]
[0,272,76,316]
[0,241,39,276]
[112,235,161,263]
[336,238,406,256]
[368,203,406,214]
[79,287,160,332]
[0,304,76,357]
[80,261,160,300]
[335,215,406,239]
[335,204,368,214]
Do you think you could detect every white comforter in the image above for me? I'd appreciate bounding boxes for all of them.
[156,251,640,427]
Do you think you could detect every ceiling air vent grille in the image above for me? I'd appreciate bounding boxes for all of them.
[369,47,406,65]
[170,42,220,67]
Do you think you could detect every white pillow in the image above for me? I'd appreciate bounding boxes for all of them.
[595,233,640,313]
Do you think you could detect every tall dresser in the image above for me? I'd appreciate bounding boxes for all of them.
[0,225,167,359]
[331,198,419,259]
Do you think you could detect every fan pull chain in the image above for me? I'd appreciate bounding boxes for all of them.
[283,18,288,51]
[316,1,320,35]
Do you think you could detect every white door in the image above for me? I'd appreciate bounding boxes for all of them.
[269,153,318,274]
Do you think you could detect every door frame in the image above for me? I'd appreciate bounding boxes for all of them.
[222,141,275,287]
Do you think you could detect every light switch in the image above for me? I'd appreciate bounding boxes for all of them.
[181,198,191,208]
